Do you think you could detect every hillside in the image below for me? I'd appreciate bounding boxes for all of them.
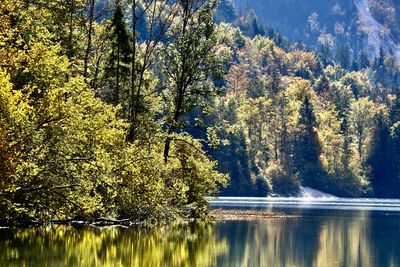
[230,0,400,60]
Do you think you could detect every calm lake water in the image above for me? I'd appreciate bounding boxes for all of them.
[1,197,400,267]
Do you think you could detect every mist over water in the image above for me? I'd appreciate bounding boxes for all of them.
[210,197,400,212]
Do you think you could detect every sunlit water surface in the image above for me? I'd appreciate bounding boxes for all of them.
[1,197,400,267]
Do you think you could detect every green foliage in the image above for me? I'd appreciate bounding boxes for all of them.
[160,0,231,162]
[391,122,400,191]
[215,0,237,23]
[368,112,397,197]
[208,23,400,197]
[348,97,379,162]
[0,0,227,223]
[104,2,132,104]
[2,0,400,224]
[266,162,299,196]
[339,71,372,99]
[0,68,128,220]
[115,133,227,222]
[294,95,325,187]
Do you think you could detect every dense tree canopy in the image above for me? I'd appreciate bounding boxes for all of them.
[0,0,227,223]
[1,0,400,225]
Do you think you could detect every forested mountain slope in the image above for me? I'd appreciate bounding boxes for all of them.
[211,28,400,197]
[230,0,400,61]
[212,0,400,198]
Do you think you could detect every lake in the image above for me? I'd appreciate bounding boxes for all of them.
[1,197,400,267]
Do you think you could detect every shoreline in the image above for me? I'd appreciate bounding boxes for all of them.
[0,209,294,228]
[0,218,145,228]
[210,209,296,221]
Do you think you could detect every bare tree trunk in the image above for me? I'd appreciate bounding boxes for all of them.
[84,0,96,78]
[162,3,191,162]
[91,54,102,89]
[115,44,120,105]
[128,0,137,141]
[68,0,75,59]
[164,93,184,162]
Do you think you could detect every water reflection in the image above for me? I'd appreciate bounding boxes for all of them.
[0,224,227,267]
[0,210,400,267]
[215,210,400,267]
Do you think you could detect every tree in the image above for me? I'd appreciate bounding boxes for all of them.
[172,140,228,218]
[0,70,20,218]
[358,51,370,69]
[324,81,354,119]
[0,1,226,223]
[348,98,377,162]
[391,122,400,196]
[317,102,344,175]
[368,112,396,197]
[245,9,265,37]
[219,129,255,196]
[161,0,227,162]
[105,1,132,105]
[225,64,250,98]
[335,44,351,69]
[238,97,273,161]
[0,66,128,220]
[339,71,371,99]
[128,0,177,141]
[391,87,400,123]
[294,95,324,187]
[215,0,237,23]
[83,0,96,78]
[315,73,330,95]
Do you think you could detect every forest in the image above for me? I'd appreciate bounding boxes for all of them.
[1,0,400,224]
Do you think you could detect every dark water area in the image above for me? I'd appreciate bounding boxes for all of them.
[1,198,400,267]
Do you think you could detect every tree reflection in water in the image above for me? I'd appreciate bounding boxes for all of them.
[0,223,227,267]
[215,210,400,267]
[1,210,400,267]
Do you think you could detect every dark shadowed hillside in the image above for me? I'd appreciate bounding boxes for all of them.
[230,0,400,61]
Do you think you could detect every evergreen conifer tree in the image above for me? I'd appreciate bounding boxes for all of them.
[368,113,396,197]
[294,95,324,187]
[105,1,132,105]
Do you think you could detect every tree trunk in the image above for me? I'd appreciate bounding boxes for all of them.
[84,0,95,78]
[115,44,120,105]
[358,137,363,161]
[68,0,75,59]
[91,54,102,89]
[128,0,137,141]
[164,91,184,162]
